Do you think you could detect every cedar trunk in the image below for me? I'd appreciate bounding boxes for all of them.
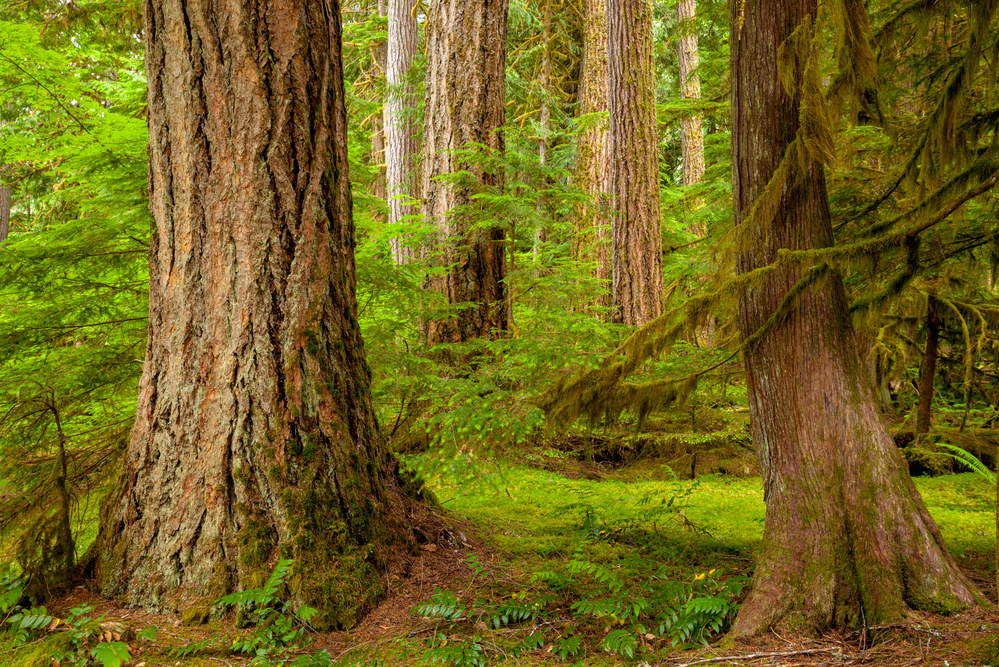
[385,0,419,264]
[916,295,939,435]
[608,0,664,326]
[731,0,980,634]
[573,0,612,315]
[421,0,509,344]
[97,0,409,630]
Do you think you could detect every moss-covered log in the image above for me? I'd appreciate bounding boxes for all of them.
[95,0,411,630]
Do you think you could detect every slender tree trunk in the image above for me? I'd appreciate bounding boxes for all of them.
[422,0,509,344]
[97,0,411,630]
[677,0,705,236]
[916,295,940,435]
[608,0,664,326]
[534,0,553,268]
[730,0,980,635]
[385,0,419,264]
[0,182,10,246]
[371,0,388,202]
[574,0,611,315]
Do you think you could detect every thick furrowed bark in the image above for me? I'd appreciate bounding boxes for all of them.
[608,0,664,326]
[97,0,410,630]
[421,0,509,344]
[730,0,982,636]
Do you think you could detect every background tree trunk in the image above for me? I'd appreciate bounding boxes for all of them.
[421,0,509,344]
[916,295,940,435]
[608,0,664,326]
[370,0,388,202]
[731,0,981,635]
[385,0,419,264]
[0,182,10,246]
[573,0,611,315]
[677,0,705,236]
[97,0,411,630]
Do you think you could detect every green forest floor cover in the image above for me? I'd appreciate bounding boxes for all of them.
[0,459,996,666]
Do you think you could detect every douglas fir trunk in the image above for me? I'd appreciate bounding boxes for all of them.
[573,0,612,315]
[421,0,509,344]
[96,0,411,630]
[730,0,980,634]
[608,0,664,326]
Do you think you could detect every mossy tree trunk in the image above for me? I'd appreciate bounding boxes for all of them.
[421,0,509,344]
[96,0,410,630]
[916,295,940,435]
[730,0,981,635]
[573,0,611,316]
[608,0,664,326]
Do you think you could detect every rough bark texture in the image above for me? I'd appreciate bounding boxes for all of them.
[0,183,10,245]
[96,0,411,630]
[421,0,508,344]
[385,0,419,264]
[608,0,664,326]
[677,0,705,236]
[573,0,611,314]
[731,0,981,635]
[916,295,939,435]
[370,0,387,202]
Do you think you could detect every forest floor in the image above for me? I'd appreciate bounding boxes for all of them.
[3,449,998,667]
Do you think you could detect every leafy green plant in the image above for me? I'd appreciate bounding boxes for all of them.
[938,444,997,483]
[5,602,132,667]
[216,558,318,666]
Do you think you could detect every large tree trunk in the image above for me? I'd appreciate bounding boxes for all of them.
[385,0,420,264]
[677,0,705,236]
[96,0,411,630]
[608,0,664,326]
[421,0,508,344]
[916,295,940,435]
[573,0,611,315]
[730,0,981,635]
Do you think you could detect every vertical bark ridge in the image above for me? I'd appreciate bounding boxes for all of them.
[98,0,409,630]
[608,0,664,326]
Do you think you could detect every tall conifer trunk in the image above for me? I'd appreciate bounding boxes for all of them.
[0,182,10,245]
[421,0,509,344]
[916,295,939,435]
[385,0,419,264]
[573,0,611,314]
[608,0,664,326]
[96,0,410,630]
[677,0,705,236]
[731,0,980,635]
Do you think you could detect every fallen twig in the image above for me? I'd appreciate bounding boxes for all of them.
[671,647,837,667]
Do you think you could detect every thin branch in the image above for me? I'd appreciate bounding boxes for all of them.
[671,647,836,667]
